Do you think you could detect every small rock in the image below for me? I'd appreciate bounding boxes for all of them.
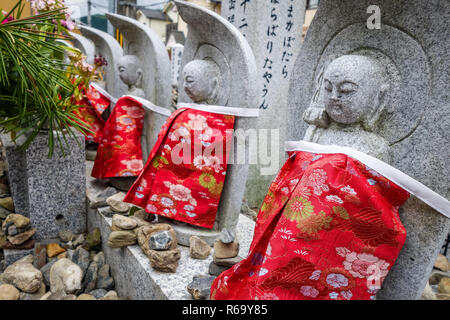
[96,264,114,290]
[149,230,173,251]
[112,214,138,230]
[434,254,450,272]
[40,260,57,287]
[137,224,177,257]
[106,192,130,213]
[2,257,43,293]
[110,177,136,192]
[19,281,46,300]
[219,228,235,244]
[83,261,99,293]
[438,277,450,294]
[0,197,14,212]
[429,270,450,285]
[4,213,29,229]
[213,240,239,259]
[213,255,243,267]
[61,294,77,300]
[47,243,66,258]
[148,249,181,273]
[100,290,118,300]
[33,243,47,269]
[77,293,96,300]
[49,258,83,294]
[72,233,85,248]
[89,288,107,299]
[208,262,229,276]
[57,252,67,260]
[7,228,36,245]
[71,247,90,276]
[108,230,137,248]
[187,275,216,300]
[90,187,118,209]
[45,290,68,300]
[93,251,105,268]
[0,284,20,300]
[0,238,35,250]
[437,293,450,300]
[189,236,211,259]
[58,231,74,243]
[39,292,52,300]
[421,282,437,300]
[133,209,155,222]
[83,228,101,251]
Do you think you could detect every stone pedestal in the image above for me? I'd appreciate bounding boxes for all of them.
[1,130,87,240]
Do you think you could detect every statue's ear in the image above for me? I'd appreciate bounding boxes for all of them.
[364,83,389,131]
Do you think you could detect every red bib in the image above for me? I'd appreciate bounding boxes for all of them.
[211,151,410,300]
[91,96,145,179]
[124,107,235,229]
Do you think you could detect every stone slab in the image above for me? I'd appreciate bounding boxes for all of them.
[1,130,87,240]
[86,160,255,299]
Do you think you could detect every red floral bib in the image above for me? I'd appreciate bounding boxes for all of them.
[91,96,145,179]
[124,107,235,229]
[211,150,410,300]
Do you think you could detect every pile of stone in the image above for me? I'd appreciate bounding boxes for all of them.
[422,254,450,300]
[0,213,36,250]
[186,230,242,300]
[0,227,122,300]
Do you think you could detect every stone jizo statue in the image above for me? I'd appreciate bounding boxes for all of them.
[117,55,145,98]
[303,54,390,162]
[182,59,222,105]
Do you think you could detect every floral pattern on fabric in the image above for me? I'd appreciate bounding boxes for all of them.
[72,84,111,142]
[210,151,410,300]
[91,96,145,179]
[124,107,235,229]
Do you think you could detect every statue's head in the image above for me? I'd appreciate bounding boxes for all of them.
[321,54,389,131]
[117,55,143,87]
[182,59,221,105]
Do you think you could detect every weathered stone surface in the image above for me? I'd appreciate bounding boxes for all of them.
[108,230,137,248]
[149,230,173,251]
[90,187,118,209]
[219,228,235,244]
[213,240,239,259]
[189,236,211,260]
[0,284,20,300]
[4,214,29,229]
[213,255,243,268]
[61,294,77,300]
[438,278,450,294]
[2,256,43,293]
[0,197,14,212]
[83,228,101,251]
[49,258,83,294]
[96,264,114,290]
[71,247,90,276]
[89,288,107,299]
[434,254,450,272]
[83,261,99,293]
[46,243,66,258]
[72,233,85,248]
[148,249,181,273]
[77,293,96,300]
[19,280,46,300]
[1,130,86,240]
[106,193,129,213]
[208,262,229,276]
[57,252,67,260]
[93,251,105,268]
[7,228,35,245]
[187,275,216,300]
[112,214,137,230]
[58,230,74,243]
[39,292,52,300]
[3,248,34,267]
[0,238,35,250]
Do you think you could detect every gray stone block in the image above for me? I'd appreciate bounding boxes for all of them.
[1,130,87,240]
[3,248,34,267]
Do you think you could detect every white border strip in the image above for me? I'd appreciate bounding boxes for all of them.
[285,140,450,218]
[124,95,172,117]
[90,82,118,104]
[177,103,259,118]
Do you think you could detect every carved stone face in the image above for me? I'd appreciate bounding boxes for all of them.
[182,60,220,104]
[322,55,388,126]
[117,55,142,87]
